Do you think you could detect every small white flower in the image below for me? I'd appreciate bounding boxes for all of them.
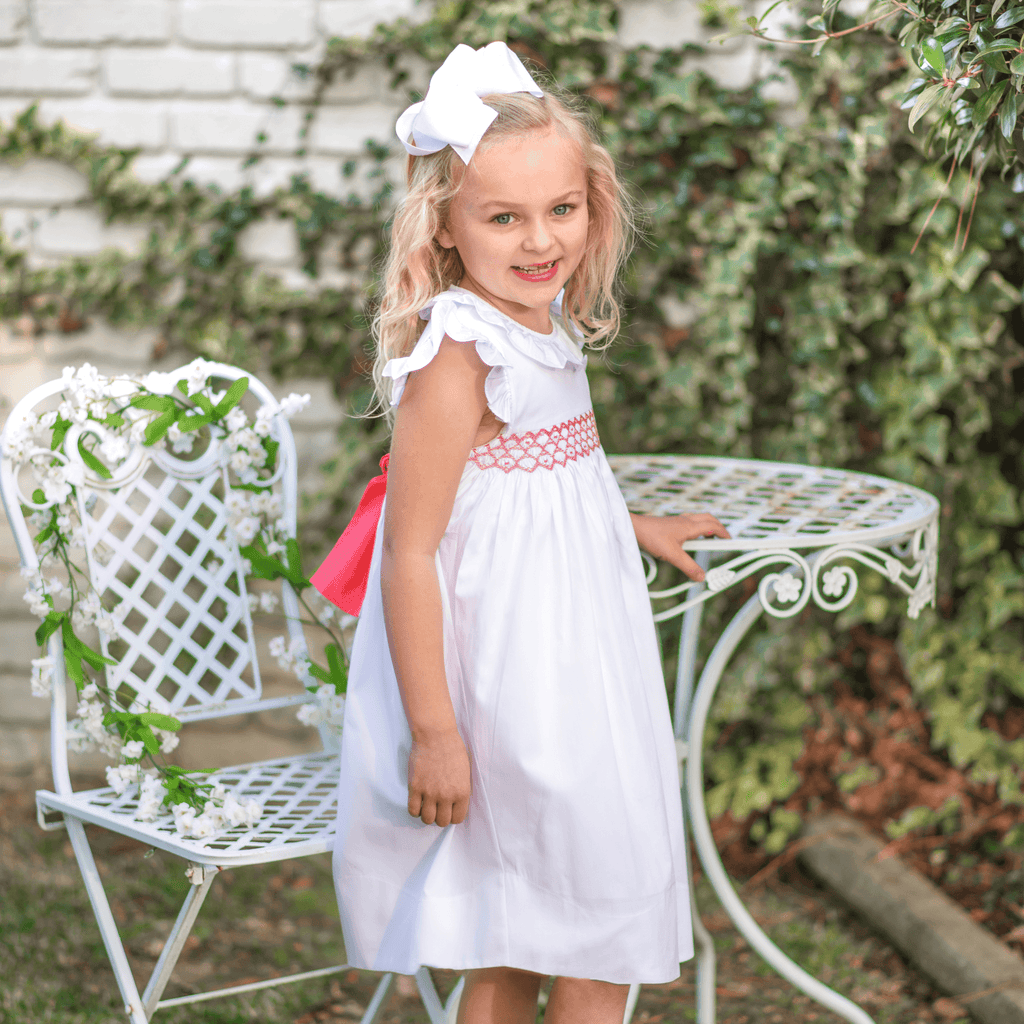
[317,604,334,627]
[189,812,217,838]
[105,763,139,796]
[183,359,212,396]
[30,656,56,698]
[56,514,72,533]
[121,739,145,761]
[229,449,253,476]
[259,591,279,613]
[80,683,99,701]
[233,516,260,544]
[242,798,262,826]
[773,574,803,604]
[66,719,97,753]
[166,420,195,455]
[224,407,248,432]
[139,370,177,395]
[250,491,282,518]
[221,792,250,827]
[269,635,289,661]
[153,727,179,754]
[172,802,197,835]
[247,593,259,613]
[206,558,223,577]
[279,393,310,417]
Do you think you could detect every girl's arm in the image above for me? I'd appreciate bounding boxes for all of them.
[380,336,492,829]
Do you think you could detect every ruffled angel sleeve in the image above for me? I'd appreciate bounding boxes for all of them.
[381,293,514,424]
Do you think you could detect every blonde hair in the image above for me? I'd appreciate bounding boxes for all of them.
[368,86,637,418]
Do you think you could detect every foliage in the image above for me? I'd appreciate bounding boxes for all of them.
[724,0,1024,182]
[0,0,1022,865]
[2,361,346,837]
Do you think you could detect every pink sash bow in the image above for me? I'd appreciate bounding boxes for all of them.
[310,454,389,617]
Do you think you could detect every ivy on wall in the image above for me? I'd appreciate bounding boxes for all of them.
[1,0,1023,879]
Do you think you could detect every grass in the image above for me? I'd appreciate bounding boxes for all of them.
[1,785,945,1024]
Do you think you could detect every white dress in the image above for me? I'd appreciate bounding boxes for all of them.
[332,285,694,985]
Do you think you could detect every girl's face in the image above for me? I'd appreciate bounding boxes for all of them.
[436,127,589,333]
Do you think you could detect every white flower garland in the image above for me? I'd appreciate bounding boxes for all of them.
[4,360,350,840]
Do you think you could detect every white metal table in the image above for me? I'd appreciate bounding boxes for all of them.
[606,454,940,1024]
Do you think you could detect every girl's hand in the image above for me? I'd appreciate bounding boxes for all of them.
[407,727,472,827]
[630,513,731,582]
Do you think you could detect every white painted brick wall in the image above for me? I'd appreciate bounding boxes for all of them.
[35,0,171,44]
[0,48,97,94]
[0,0,27,42]
[180,0,317,48]
[106,48,237,97]
[0,159,88,204]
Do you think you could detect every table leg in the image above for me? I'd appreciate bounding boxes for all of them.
[684,589,875,1024]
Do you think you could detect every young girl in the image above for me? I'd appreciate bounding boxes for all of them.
[312,41,730,1024]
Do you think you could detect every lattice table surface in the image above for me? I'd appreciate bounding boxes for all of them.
[607,455,939,551]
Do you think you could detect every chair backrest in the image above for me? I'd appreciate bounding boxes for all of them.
[1,361,315,789]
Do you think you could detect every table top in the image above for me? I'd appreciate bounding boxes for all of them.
[607,454,939,552]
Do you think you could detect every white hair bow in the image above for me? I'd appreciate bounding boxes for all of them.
[395,41,544,165]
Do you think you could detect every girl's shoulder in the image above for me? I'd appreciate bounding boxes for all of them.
[419,286,585,371]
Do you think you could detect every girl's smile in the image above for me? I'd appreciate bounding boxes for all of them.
[436,127,590,333]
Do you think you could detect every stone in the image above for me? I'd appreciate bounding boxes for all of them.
[802,814,1024,1024]
[319,0,429,39]
[35,0,170,43]
[105,48,236,97]
[237,217,299,265]
[36,98,167,148]
[0,207,33,251]
[310,102,398,154]
[0,159,89,204]
[169,101,306,154]
[238,53,317,101]
[0,0,27,43]
[180,0,316,49]
[35,208,148,257]
[0,48,96,94]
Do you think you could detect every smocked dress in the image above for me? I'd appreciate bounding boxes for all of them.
[331,285,694,984]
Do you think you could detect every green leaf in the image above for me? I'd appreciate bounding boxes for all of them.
[131,394,175,413]
[138,712,182,731]
[177,412,211,433]
[994,6,1024,29]
[1000,90,1019,138]
[922,37,946,74]
[144,410,178,446]
[51,416,71,450]
[214,377,249,416]
[35,610,64,647]
[973,80,1009,124]
[102,413,125,429]
[1010,52,1024,74]
[909,83,944,130]
[77,436,112,479]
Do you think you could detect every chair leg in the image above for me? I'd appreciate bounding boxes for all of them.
[622,982,641,1022]
[414,965,448,1024]
[142,863,219,1016]
[65,817,149,1024]
[360,973,396,1023]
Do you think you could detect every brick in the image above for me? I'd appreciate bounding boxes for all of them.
[128,152,186,184]
[38,322,159,368]
[180,0,315,49]
[169,101,305,154]
[238,53,317,101]
[237,217,298,264]
[35,207,148,257]
[0,159,88,205]
[0,0,27,42]
[36,99,167,149]
[310,103,397,154]
[618,0,704,48]
[689,43,762,91]
[244,155,355,197]
[0,48,96,94]
[106,48,235,97]
[35,0,170,43]
[319,0,429,40]
[0,208,30,254]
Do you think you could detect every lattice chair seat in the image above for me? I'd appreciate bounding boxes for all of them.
[36,752,340,866]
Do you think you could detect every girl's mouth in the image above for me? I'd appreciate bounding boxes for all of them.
[512,259,559,282]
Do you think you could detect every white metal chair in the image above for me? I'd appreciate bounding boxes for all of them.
[0,362,462,1024]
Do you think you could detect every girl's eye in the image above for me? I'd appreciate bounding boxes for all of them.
[553,204,571,215]
[493,213,513,225]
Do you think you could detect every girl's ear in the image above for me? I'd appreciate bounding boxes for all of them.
[436,224,456,249]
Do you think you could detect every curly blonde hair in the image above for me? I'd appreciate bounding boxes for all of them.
[369,86,637,417]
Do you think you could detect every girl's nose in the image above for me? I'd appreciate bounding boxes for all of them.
[522,219,552,252]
